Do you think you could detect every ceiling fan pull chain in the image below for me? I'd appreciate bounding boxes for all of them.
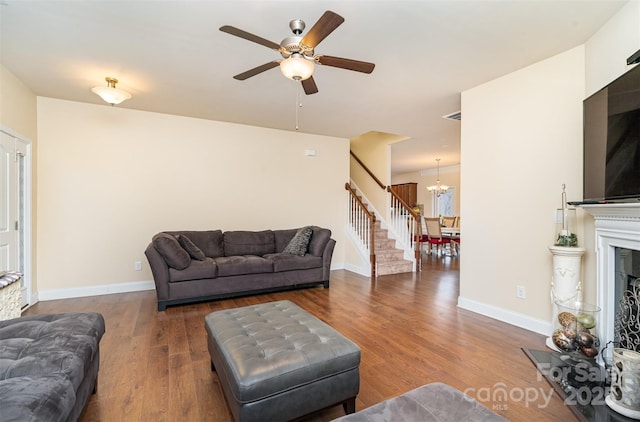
[295,82,302,131]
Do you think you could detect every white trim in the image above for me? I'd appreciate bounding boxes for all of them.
[38,280,155,301]
[344,224,373,276]
[330,262,346,271]
[343,263,370,277]
[580,203,640,353]
[457,296,551,336]
[1,126,33,309]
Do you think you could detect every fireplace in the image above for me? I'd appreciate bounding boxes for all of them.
[522,204,640,421]
[581,203,640,356]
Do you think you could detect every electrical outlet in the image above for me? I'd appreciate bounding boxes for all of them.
[516,285,526,299]
[134,261,142,271]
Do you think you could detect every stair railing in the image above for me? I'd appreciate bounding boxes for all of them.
[387,187,422,268]
[350,150,386,190]
[345,183,376,277]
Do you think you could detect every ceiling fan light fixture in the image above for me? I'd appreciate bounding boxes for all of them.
[280,54,314,81]
[91,77,132,105]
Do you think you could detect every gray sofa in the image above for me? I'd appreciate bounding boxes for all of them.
[145,226,336,311]
[0,312,105,422]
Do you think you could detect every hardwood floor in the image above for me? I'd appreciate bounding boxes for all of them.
[24,255,576,421]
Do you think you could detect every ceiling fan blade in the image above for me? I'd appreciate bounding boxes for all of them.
[219,25,281,51]
[233,61,280,80]
[317,55,375,73]
[302,77,318,95]
[301,11,344,48]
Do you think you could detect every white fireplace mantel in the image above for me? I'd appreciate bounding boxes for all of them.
[581,202,640,221]
[581,202,640,354]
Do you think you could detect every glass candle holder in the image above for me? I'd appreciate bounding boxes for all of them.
[555,207,578,247]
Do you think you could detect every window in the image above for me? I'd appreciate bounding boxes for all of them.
[432,187,455,217]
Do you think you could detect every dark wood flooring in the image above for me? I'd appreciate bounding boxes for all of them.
[24,255,575,421]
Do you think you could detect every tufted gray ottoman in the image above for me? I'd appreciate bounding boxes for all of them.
[205,300,361,422]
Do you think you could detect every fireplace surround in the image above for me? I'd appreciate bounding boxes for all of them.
[581,203,640,355]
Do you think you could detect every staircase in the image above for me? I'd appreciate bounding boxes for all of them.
[346,181,414,277]
[373,221,413,276]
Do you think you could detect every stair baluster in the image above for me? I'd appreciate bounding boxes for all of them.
[345,183,376,277]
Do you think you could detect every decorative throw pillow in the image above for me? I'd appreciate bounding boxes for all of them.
[177,235,206,261]
[283,226,313,256]
[152,233,190,270]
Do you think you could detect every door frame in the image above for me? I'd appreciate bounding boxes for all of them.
[1,126,33,309]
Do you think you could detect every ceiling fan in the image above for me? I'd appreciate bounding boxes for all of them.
[220,10,375,95]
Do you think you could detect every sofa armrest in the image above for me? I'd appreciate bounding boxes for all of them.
[322,238,336,283]
[144,243,170,302]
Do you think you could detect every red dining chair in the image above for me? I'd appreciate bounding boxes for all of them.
[423,217,452,255]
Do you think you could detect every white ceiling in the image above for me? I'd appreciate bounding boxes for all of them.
[0,0,626,174]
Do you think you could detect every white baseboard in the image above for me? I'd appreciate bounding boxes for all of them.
[38,280,155,302]
[343,263,370,277]
[457,296,551,336]
[330,261,346,271]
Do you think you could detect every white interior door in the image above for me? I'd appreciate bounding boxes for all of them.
[0,130,30,307]
[0,132,17,273]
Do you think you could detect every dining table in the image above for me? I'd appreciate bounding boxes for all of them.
[441,226,461,255]
[441,227,460,237]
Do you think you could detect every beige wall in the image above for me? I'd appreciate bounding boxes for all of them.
[1,66,37,142]
[459,0,640,334]
[36,98,349,294]
[392,165,461,217]
[580,0,640,306]
[0,65,38,293]
[585,1,640,98]
[460,45,586,332]
[350,131,408,218]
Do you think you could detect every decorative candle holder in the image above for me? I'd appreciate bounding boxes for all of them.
[555,185,578,247]
[606,348,640,419]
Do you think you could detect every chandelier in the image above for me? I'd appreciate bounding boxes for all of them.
[427,158,449,197]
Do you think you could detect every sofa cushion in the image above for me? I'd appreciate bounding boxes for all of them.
[274,229,298,252]
[264,253,323,272]
[331,382,508,422]
[308,227,332,257]
[223,230,275,257]
[177,235,206,261]
[0,374,76,422]
[0,313,105,390]
[0,313,105,422]
[214,256,274,277]
[152,233,190,270]
[169,258,217,282]
[166,230,225,258]
[282,226,313,256]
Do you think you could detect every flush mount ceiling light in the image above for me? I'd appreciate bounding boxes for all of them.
[279,53,315,81]
[91,77,132,105]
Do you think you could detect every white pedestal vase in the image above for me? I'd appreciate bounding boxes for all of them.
[546,245,586,351]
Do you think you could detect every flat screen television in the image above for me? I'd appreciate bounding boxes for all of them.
[581,64,640,203]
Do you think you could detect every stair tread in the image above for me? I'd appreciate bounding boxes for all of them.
[377,253,404,256]
[378,259,412,265]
